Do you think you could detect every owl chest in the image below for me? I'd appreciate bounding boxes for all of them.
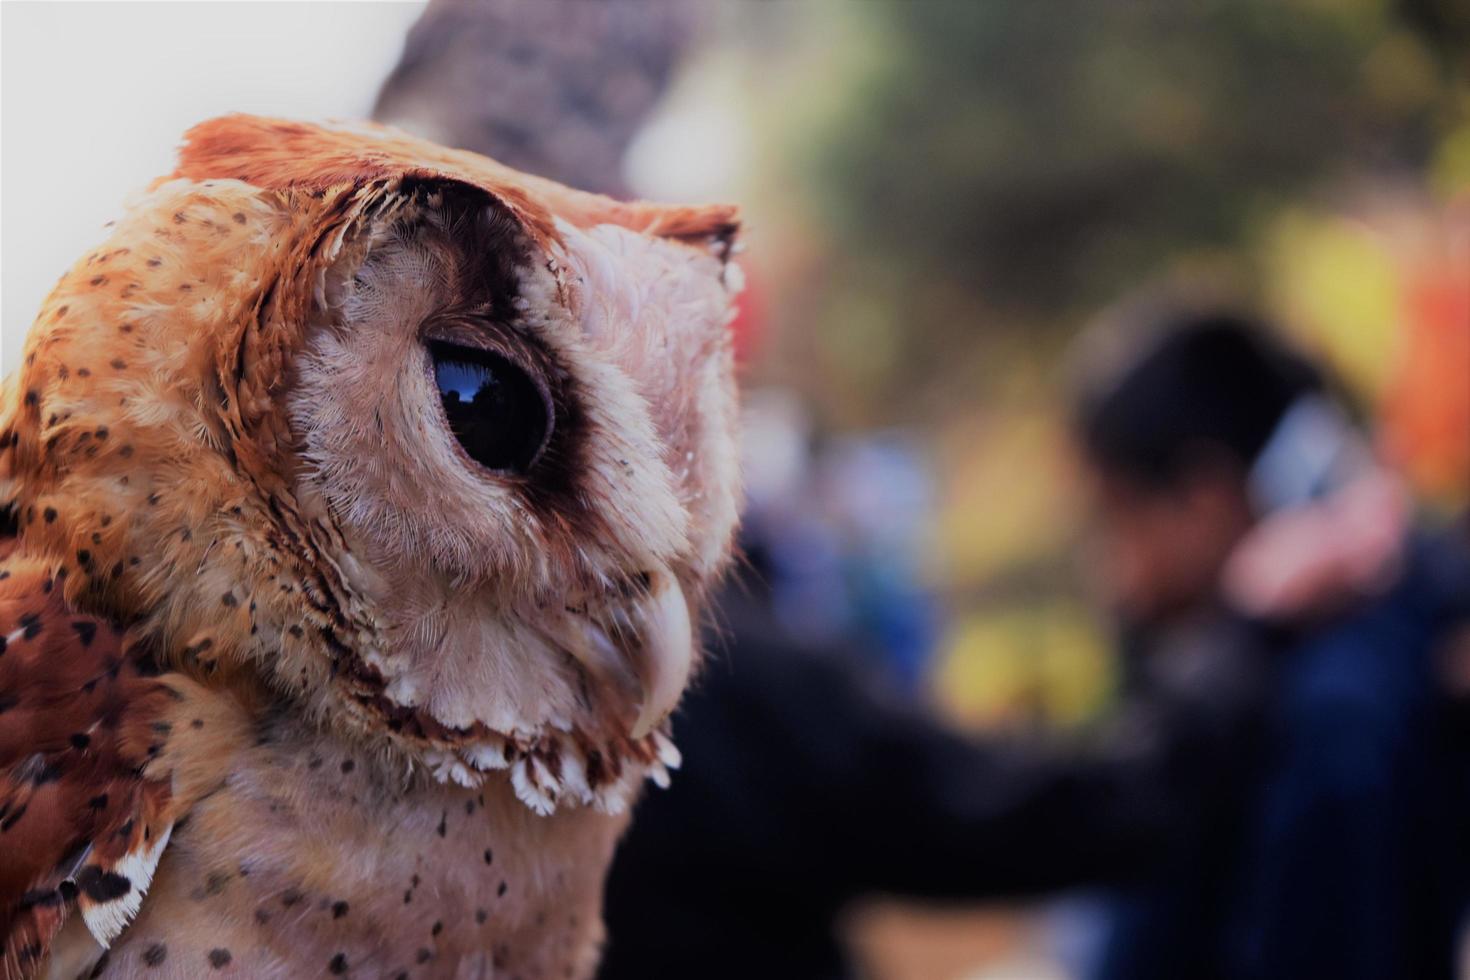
[104,733,627,979]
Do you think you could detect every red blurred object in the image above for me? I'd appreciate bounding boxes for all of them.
[1380,253,1470,507]
[727,263,767,365]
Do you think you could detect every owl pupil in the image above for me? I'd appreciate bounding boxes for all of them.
[429,341,551,474]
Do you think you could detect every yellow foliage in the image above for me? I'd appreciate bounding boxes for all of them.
[1263,210,1401,399]
[930,602,1115,731]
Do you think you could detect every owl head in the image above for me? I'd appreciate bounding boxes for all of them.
[0,116,743,814]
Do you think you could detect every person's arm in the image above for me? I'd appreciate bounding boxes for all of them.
[772,624,1268,901]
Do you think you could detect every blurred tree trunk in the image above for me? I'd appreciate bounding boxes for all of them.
[373,0,705,197]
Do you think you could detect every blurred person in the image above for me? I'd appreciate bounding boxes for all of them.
[601,304,1470,980]
[598,533,1268,980]
[1071,303,1470,980]
[598,391,1279,980]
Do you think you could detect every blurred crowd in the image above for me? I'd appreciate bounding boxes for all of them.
[369,2,1470,977]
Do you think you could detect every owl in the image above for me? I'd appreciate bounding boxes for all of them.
[0,115,742,979]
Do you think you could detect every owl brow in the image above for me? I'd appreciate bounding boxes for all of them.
[402,180,531,323]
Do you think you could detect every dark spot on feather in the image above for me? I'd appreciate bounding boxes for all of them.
[204,870,231,895]
[416,949,432,964]
[111,561,124,579]
[476,908,488,924]
[281,888,303,907]
[70,732,91,749]
[76,866,132,902]
[431,920,443,937]
[191,718,204,729]
[173,212,187,225]
[143,943,168,966]
[18,888,62,909]
[221,592,237,607]
[340,759,354,774]
[121,444,134,457]
[77,368,90,377]
[288,624,304,638]
[43,507,57,523]
[255,907,271,924]
[465,799,475,815]
[498,881,507,897]
[88,793,108,810]
[330,953,348,974]
[77,549,92,567]
[404,890,412,904]
[483,849,493,865]
[233,212,247,225]
[73,620,97,647]
[147,257,162,267]
[90,276,107,286]
[332,900,349,918]
[437,811,447,837]
[207,948,231,969]
[21,613,42,640]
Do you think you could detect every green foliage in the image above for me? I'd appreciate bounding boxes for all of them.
[808,0,1455,321]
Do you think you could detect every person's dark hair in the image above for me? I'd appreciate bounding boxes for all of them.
[1073,307,1323,487]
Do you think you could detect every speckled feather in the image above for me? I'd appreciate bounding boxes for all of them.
[0,116,741,979]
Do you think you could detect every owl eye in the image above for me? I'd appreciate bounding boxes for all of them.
[428,340,553,474]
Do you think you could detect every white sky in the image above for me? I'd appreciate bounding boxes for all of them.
[0,1,427,373]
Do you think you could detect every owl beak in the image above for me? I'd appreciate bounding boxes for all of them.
[628,571,694,740]
[559,569,694,740]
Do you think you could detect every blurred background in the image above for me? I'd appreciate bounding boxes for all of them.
[3,2,1469,977]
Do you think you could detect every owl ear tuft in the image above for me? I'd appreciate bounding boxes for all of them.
[555,198,740,264]
[630,203,741,255]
